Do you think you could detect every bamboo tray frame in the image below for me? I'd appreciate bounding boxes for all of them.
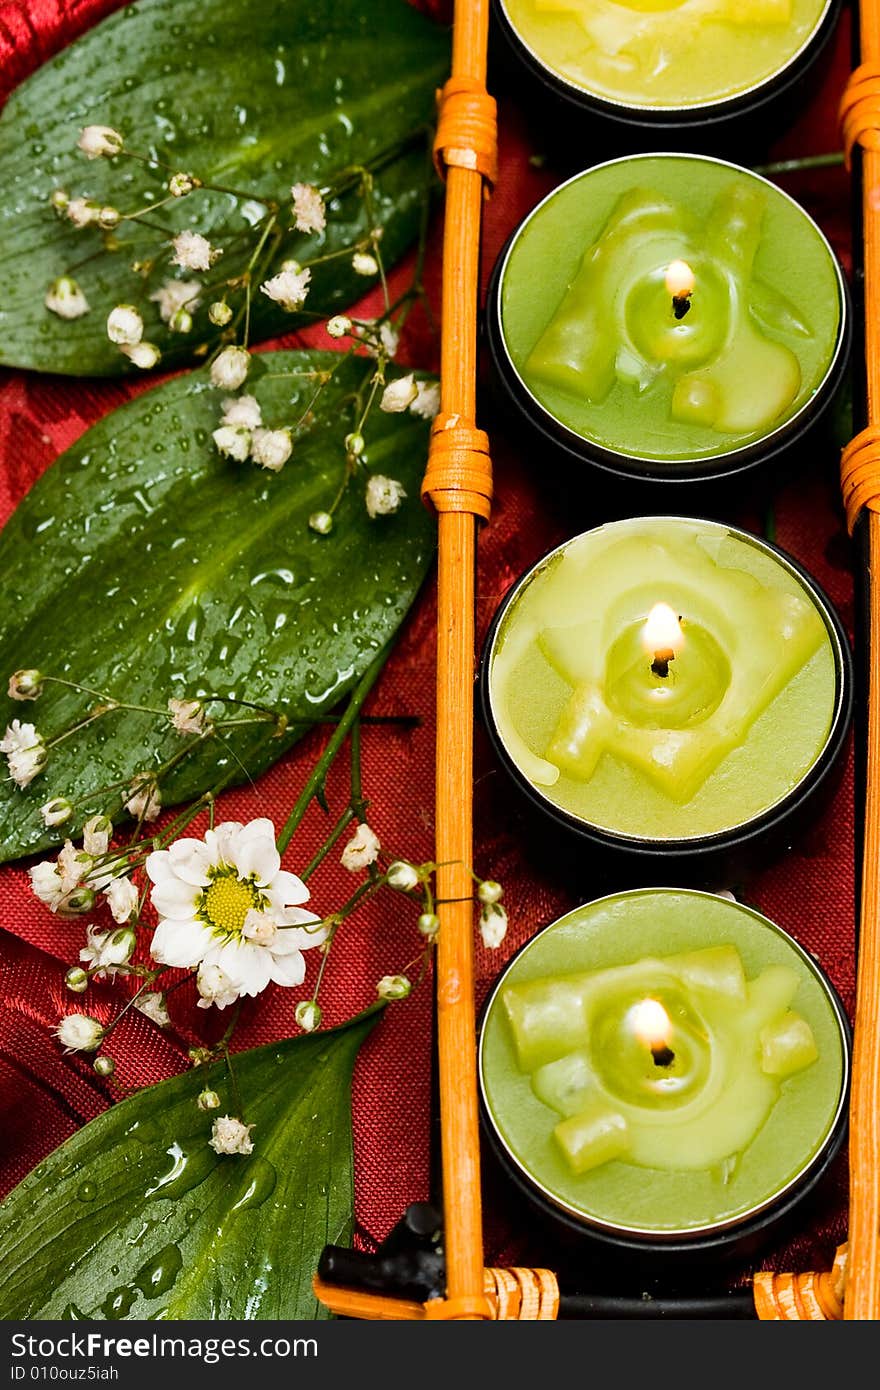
[315,0,880,1320]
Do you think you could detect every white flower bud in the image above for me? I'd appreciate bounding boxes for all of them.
[418,912,440,939]
[380,374,418,414]
[135,992,170,1028]
[41,797,73,828]
[7,669,43,701]
[169,307,193,334]
[107,305,143,346]
[82,814,112,856]
[168,172,198,197]
[93,1054,115,1077]
[365,475,406,519]
[410,380,441,420]
[66,198,100,228]
[250,428,292,472]
[326,315,352,339]
[210,345,250,391]
[45,276,90,321]
[295,999,322,1033]
[478,879,503,905]
[309,510,333,536]
[61,886,96,916]
[340,822,380,873]
[344,431,365,457]
[386,860,419,892]
[55,1013,104,1052]
[49,188,69,212]
[77,125,124,159]
[209,1115,254,1155]
[104,876,139,924]
[480,902,508,950]
[212,425,251,462]
[121,341,161,370]
[376,974,411,1001]
[352,251,379,276]
[221,395,262,429]
[98,205,120,229]
[209,301,233,326]
[197,1088,222,1111]
[64,966,89,993]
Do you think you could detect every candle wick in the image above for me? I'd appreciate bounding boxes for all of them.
[651,649,675,679]
[651,1044,675,1068]
[672,293,692,321]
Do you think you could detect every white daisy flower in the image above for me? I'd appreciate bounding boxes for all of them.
[260,266,311,312]
[1,720,46,787]
[45,276,90,320]
[77,125,123,159]
[149,279,201,325]
[411,380,440,420]
[380,374,418,414]
[80,924,136,979]
[365,475,407,519]
[340,822,380,872]
[170,230,218,272]
[291,183,326,234]
[221,395,262,430]
[136,991,171,1027]
[250,428,292,472]
[104,875,139,923]
[210,346,250,391]
[209,1115,254,1155]
[145,818,327,1006]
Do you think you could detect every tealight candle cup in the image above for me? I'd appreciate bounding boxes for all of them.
[478,889,851,1278]
[491,0,843,159]
[486,154,851,506]
[480,517,853,888]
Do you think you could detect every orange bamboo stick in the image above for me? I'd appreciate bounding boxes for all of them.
[432,0,491,1315]
[842,0,880,1322]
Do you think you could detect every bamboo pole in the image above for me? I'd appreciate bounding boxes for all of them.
[431,0,491,1316]
[841,0,880,1322]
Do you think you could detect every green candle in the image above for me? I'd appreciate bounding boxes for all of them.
[498,0,832,112]
[497,156,844,465]
[479,890,847,1236]
[487,517,842,840]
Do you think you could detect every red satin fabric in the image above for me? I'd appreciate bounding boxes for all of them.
[0,0,856,1287]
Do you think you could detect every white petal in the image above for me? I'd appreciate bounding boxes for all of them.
[145,849,176,886]
[236,834,280,886]
[167,838,215,886]
[151,917,214,967]
[206,822,244,864]
[274,915,328,952]
[211,940,272,996]
[150,880,201,919]
[268,949,306,988]
[270,869,311,907]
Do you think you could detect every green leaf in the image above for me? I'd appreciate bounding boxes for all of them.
[0,350,436,862]
[0,1009,380,1319]
[0,0,447,375]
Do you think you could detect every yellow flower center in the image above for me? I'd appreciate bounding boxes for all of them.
[200,872,262,937]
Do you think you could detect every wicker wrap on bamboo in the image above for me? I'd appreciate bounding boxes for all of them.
[753,1246,848,1320]
[422,414,493,519]
[433,75,498,188]
[312,1270,559,1320]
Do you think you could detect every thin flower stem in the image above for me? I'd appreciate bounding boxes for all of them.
[753,151,845,176]
[275,644,391,855]
[300,808,355,883]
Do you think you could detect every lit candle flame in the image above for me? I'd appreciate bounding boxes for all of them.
[665,259,696,299]
[630,998,672,1052]
[642,603,684,661]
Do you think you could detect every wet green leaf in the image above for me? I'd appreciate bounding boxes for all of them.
[0,0,447,374]
[0,1009,380,1319]
[0,350,436,862]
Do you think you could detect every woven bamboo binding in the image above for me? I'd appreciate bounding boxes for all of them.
[837,0,880,1323]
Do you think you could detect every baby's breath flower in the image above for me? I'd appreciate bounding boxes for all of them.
[45,276,90,320]
[41,797,73,828]
[8,669,43,701]
[309,510,333,536]
[210,1115,255,1156]
[55,1013,104,1053]
[344,431,365,457]
[386,860,419,892]
[150,279,201,325]
[77,125,123,159]
[377,974,411,1001]
[359,320,399,361]
[170,308,192,334]
[97,205,120,230]
[107,305,143,346]
[171,229,218,272]
[1,720,46,787]
[82,814,112,857]
[477,880,503,905]
[295,999,322,1033]
[168,696,210,736]
[196,962,240,1011]
[480,902,508,950]
[291,183,326,234]
[340,822,380,872]
[64,966,89,994]
[352,251,378,276]
[326,315,352,339]
[80,924,136,979]
[136,992,171,1028]
[411,380,441,420]
[30,842,93,914]
[212,424,251,462]
[197,1088,221,1111]
[125,773,161,822]
[66,197,100,228]
[121,341,161,370]
[250,428,292,472]
[49,188,69,213]
[365,475,406,519]
[93,1055,115,1078]
[104,876,139,924]
[260,265,311,312]
[210,346,250,391]
[221,395,262,430]
[168,172,199,197]
[380,373,418,413]
[208,301,233,326]
[418,912,440,939]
